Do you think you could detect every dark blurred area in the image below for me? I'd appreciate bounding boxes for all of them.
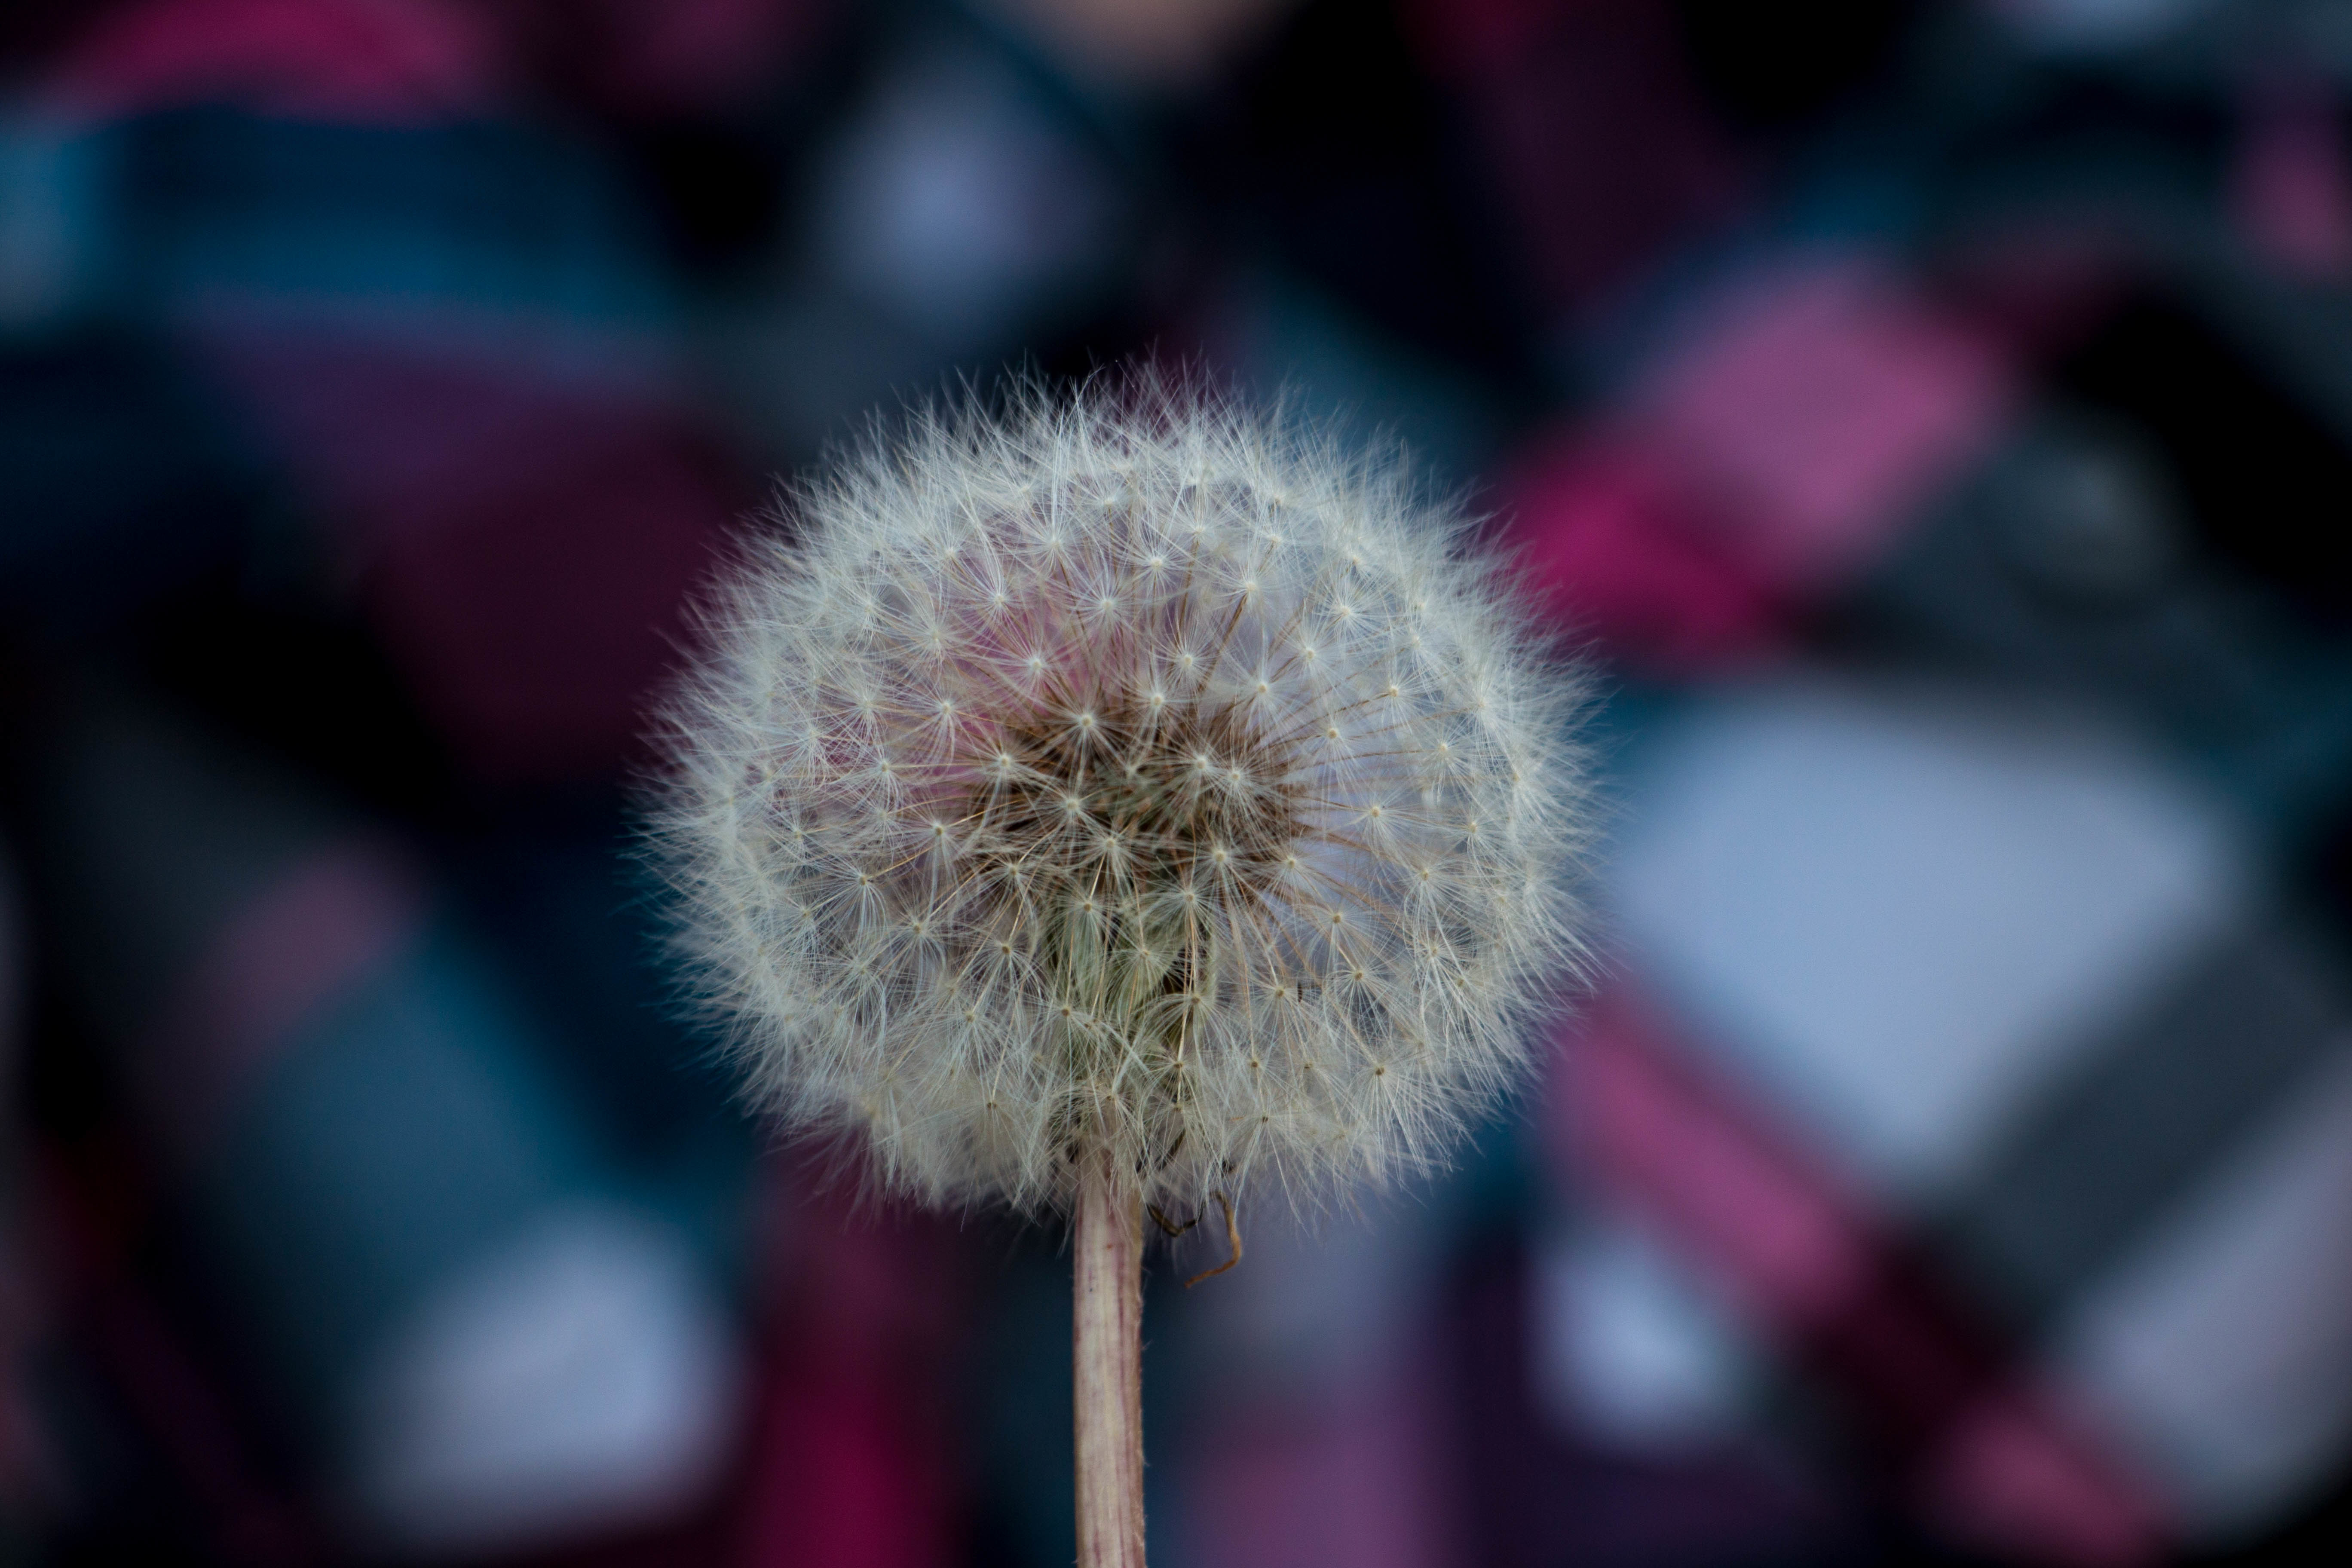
[4,0,2352,1564]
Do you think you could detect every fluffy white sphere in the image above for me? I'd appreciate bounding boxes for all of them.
[653,385,1589,1213]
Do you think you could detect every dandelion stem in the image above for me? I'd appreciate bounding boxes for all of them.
[1074,1147,1145,1568]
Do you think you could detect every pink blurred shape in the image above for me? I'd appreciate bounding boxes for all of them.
[1402,0,1745,314]
[489,0,829,114]
[744,1366,946,1568]
[1497,437,1786,673]
[579,0,825,113]
[742,1189,962,1568]
[1928,1387,2171,1568]
[1179,1374,1448,1568]
[1559,988,1870,1329]
[150,841,427,1160]
[1550,987,2168,1566]
[2232,86,2352,281]
[1399,0,1580,78]
[1497,255,2015,670]
[193,329,741,783]
[1633,256,2016,591]
[44,0,500,124]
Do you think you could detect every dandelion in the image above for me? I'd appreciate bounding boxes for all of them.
[650,379,1590,1566]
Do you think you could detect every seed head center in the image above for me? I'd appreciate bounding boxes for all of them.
[965,689,1301,935]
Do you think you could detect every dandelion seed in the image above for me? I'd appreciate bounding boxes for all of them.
[653,380,1589,1213]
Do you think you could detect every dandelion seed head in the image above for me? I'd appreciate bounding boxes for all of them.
[652,381,1591,1214]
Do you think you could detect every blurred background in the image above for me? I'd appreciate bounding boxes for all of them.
[4,0,2352,1564]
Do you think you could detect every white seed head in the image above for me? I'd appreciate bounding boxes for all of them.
[652,383,1591,1215]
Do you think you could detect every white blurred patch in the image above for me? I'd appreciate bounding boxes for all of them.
[1173,1191,1440,1402]
[346,1203,743,1557]
[1610,680,2245,1202]
[811,52,1116,348]
[2053,1043,2352,1539]
[1532,1218,1760,1452]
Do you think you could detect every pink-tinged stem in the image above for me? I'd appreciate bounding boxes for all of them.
[1074,1150,1146,1568]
